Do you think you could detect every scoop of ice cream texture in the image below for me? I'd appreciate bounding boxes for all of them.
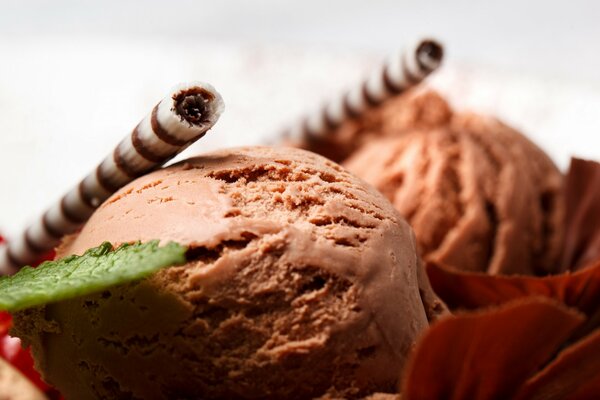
[308,91,565,276]
[13,146,442,399]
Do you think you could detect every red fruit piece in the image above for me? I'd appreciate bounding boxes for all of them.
[0,234,59,395]
[0,312,52,392]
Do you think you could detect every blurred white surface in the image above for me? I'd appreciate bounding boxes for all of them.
[1,1,599,237]
[2,0,600,85]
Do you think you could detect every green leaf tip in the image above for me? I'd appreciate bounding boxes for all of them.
[0,241,187,312]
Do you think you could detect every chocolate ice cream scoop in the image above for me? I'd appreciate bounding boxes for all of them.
[343,92,564,275]
[12,146,442,399]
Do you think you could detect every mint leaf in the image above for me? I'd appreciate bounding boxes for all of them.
[0,241,187,312]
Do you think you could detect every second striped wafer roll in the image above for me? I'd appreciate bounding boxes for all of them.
[281,38,443,146]
[0,82,224,274]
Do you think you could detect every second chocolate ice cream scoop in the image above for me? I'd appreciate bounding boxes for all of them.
[343,92,564,275]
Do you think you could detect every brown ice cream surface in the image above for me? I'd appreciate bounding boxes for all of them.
[338,91,564,275]
[13,146,442,399]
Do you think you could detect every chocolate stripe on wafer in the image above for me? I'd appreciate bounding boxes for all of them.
[280,39,443,144]
[42,213,63,239]
[361,81,379,107]
[343,95,360,118]
[401,54,420,84]
[0,248,19,275]
[131,126,165,163]
[95,164,121,193]
[0,82,224,273]
[24,230,46,254]
[382,65,404,94]
[113,146,140,179]
[151,105,189,147]
[60,196,86,224]
[77,181,97,208]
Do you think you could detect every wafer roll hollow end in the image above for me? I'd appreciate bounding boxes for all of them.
[416,39,444,71]
[170,82,224,130]
[0,247,18,276]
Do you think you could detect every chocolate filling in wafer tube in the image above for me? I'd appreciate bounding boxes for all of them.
[0,80,445,398]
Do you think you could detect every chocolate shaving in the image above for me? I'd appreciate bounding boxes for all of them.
[514,328,600,400]
[426,260,600,318]
[561,158,600,271]
[401,298,585,400]
[414,169,600,398]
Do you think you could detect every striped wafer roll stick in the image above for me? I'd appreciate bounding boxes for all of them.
[281,38,444,143]
[0,82,224,274]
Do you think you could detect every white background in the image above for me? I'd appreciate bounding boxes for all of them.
[1,0,599,236]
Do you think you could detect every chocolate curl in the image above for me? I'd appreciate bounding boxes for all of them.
[0,83,224,274]
[401,298,585,400]
[561,158,600,271]
[281,39,443,145]
[514,328,600,400]
[426,261,600,317]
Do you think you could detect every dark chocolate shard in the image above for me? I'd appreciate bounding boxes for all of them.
[561,157,600,271]
[514,328,600,400]
[426,260,600,318]
[401,298,584,400]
